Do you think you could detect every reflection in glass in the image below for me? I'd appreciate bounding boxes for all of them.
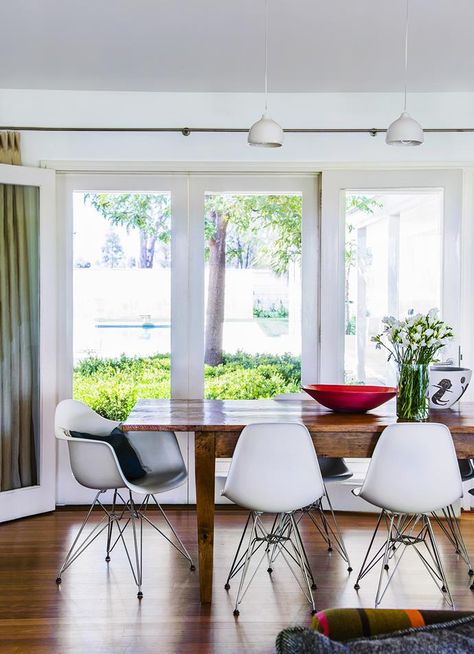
[344,191,442,385]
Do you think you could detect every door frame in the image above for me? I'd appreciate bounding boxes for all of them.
[0,163,56,522]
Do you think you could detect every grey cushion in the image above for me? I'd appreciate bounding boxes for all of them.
[276,614,474,654]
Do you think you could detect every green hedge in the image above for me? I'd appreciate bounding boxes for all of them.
[73,352,300,420]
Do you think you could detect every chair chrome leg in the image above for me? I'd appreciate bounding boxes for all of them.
[225,512,252,590]
[105,489,118,563]
[301,487,352,571]
[432,505,474,576]
[228,511,317,616]
[128,492,143,599]
[290,514,317,614]
[357,510,455,608]
[56,490,112,583]
[143,495,195,569]
[354,510,385,590]
[233,511,259,616]
[422,515,454,608]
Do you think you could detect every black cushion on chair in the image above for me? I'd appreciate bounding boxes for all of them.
[69,427,146,481]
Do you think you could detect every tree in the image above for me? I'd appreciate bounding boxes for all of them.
[101,231,124,268]
[85,194,171,268]
[204,194,302,366]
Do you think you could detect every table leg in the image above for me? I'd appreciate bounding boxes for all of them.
[195,430,216,603]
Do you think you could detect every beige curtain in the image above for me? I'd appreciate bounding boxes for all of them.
[0,132,39,490]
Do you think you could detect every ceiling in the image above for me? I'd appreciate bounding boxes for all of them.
[1,0,474,93]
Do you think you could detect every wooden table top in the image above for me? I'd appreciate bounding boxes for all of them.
[123,398,474,434]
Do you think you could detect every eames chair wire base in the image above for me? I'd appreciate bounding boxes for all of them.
[431,505,474,581]
[56,489,194,599]
[300,489,352,572]
[353,510,454,608]
[224,511,317,617]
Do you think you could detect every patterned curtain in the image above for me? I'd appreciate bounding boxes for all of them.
[0,132,39,490]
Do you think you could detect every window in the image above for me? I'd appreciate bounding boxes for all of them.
[202,192,303,399]
[344,190,443,384]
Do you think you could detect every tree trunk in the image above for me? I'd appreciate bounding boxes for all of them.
[139,231,157,268]
[204,211,227,366]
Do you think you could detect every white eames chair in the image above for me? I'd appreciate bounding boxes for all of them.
[353,422,462,607]
[274,393,352,571]
[221,422,325,616]
[55,400,194,599]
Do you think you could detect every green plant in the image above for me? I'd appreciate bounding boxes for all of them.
[73,352,301,421]
[253,300,289,319]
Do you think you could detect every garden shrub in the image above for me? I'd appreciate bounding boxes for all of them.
[73,352,301,420]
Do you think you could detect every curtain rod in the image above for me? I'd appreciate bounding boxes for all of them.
[0,125,474,135]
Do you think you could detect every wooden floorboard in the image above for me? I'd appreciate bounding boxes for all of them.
[0,509,473,653]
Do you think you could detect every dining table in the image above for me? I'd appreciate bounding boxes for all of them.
[123,398,474,604]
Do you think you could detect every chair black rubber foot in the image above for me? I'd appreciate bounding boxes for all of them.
[137,591,143,599]
[267,567,273,574]
[55,577,62,585]
[354,583,360,591]
[469,569,474,577]
[311,609,317,616]
[190,564,196,571]
[441,586,447,593]
[105,556,111,562]
[311,583,317,590]
[347,566,353,572]
[233,609,240,617]
[470,582,474,591]
[224,583,230,590]
[327,547,333,552]
[384,564,389,570]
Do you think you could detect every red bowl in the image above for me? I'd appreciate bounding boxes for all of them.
[302,384,398,413]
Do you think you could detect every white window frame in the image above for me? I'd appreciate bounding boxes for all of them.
[188,173,320,395]
[320,169,463,382]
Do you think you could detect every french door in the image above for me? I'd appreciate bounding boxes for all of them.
[320,169,463,384]
[0,163,56,522]
[58,172,319,505]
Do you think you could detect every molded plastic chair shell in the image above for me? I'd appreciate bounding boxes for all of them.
[55,399,187,494]
[359,422,462,514]
[222,422,325,513]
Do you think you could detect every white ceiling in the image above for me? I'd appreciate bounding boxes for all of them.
[1,0,474,93]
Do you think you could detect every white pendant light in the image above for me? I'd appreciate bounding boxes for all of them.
[386,0,424,146]
[248,0,283,147]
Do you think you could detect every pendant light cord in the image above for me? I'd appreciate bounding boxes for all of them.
[264,0,268,113]
[403,0,409,111]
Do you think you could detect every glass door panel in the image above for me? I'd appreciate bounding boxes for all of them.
[72,191,172,420]
[203,192,303,399]
[345,190,443,384]
[321,169,462,384]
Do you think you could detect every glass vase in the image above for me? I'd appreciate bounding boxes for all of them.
[397,363,429,421]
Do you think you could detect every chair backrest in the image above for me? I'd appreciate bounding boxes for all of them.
[359,422,462,514]
[55,399,125,490]
[222,422,325,513]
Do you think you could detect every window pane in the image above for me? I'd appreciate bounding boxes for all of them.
[344,190,442,384]
[203,193,302,399]
[73,192,171,419]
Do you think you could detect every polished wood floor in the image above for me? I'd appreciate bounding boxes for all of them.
[0,509,473,653]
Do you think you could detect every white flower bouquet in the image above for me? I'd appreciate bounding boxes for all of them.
[372,309,454,420]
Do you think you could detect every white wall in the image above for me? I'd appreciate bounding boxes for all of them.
[2,89,474,165]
